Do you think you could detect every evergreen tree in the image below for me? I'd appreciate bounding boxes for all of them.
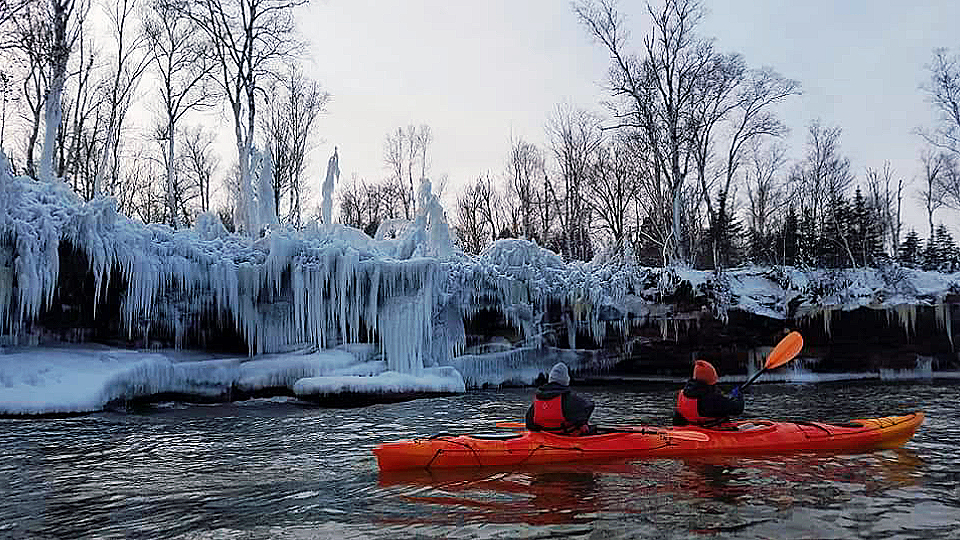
[823,195,853,267]
[921,235,939,271]
[852,188,883,266]
[797,207,818,267]
[934,224,959,272]
[781,207,799,266]
[898,230,922,268]
[747,227,764,265]
[706,190,743,269]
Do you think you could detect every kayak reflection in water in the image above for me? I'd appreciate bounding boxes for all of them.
[673,360,744,426]
[525,362,596,435]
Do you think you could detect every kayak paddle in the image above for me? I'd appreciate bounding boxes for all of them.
[495,421,709,442]
[739,331,804,391]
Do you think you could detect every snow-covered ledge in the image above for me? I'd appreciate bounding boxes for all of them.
[1,160,959,415]
[0,344,464,416]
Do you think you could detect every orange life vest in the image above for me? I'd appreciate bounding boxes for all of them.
[532,395,567,431]
[676,390,714,424]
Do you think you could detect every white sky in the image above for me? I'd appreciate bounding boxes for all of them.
[299,0,960,235]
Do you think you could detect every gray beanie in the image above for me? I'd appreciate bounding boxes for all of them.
[548,362,570,386]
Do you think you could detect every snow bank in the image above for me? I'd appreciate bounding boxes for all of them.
[0,344,465,415]
[0,346,232,414]
[293,366,464,396]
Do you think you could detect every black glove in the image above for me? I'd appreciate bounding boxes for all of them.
[729,386,742,400]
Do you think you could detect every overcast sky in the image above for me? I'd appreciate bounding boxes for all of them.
[301,0,960,234]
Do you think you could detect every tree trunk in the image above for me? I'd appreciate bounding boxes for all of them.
[39,73,65,182]
[167,116,179,229]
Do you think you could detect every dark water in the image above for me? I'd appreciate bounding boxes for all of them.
[2,381,958,539]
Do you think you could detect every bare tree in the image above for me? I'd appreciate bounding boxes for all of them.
[62,33,101,199]
[0,0,31,31]
[744,141,787,261]
[689,52,745,241]
[453,177,490,254]
[585,135,639,246]
[707,67,797,266]
[789,120,856,266]
[791,120,854,225]
[261,66,328,226]
[337,174,408,236]
[181,125,219,214]
[547,103,602,260]
[383,124,432,220]
[863,162,903,257]
[920,48,960,159]
[918,148,948,237]
[506,137,543,241]
[190,0,306,236]
[575,0,713,264]
[91,0,150,198]
[338,173,364,230]
[144,0,212,228]
[413,124,432,190]
[38,0,90,182]
[12,1,52,178]
[125,158,166,223]
[0,68,17,151]
[938,154,960,212]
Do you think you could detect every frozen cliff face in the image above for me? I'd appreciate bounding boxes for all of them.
[1,166,958,382]
[0,170,461,375]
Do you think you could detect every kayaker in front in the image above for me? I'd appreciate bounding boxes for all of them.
[525,362,596,435]
[673,360,744,426]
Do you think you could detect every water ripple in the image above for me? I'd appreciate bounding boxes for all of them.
[1,383,957,539]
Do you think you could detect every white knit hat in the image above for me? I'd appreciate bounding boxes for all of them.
[548,362,570,386]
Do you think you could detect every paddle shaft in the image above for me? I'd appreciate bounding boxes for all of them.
[740,368,766,391]
[739,331,804,391]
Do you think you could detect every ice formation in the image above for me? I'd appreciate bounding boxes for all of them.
[320,147,339,225]
[258,150,278,228]
[0,161,959,414]
[0,344,465,415]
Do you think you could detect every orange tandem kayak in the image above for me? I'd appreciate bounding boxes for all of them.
[374,412,923,471]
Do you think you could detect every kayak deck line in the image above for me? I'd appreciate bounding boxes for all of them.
[374,412,924,472]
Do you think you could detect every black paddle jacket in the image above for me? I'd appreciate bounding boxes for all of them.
[524,382,595,432]
[672,379,744,426]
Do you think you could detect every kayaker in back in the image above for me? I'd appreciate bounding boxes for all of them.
[525,362,595,435]
[673,360,744,426]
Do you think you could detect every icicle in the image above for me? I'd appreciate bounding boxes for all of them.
[894,304,916,338]
[935,303,954,350]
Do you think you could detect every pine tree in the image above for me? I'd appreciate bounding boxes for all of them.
[934,224,958,272]
[898,230,922,268]
[823,195,853,268]
[797,207,817,267]
[921,235,939,271]
[775,207,799,266]
[852,188,883,266]
[706,190,743,269]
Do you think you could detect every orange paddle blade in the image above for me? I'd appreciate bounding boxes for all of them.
[765,331,803,371]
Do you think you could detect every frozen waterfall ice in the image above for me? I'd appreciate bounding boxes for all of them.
[321,147,339,225]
